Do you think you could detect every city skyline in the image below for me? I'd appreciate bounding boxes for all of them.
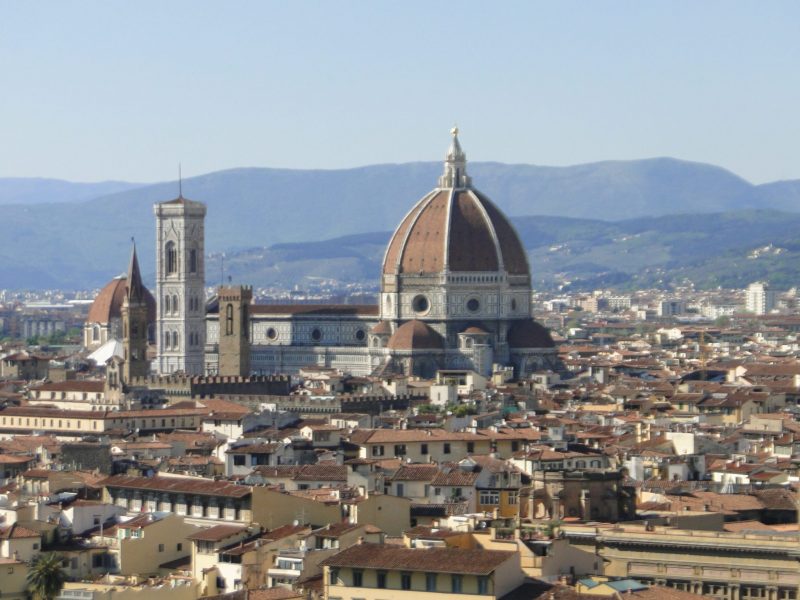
[1,1,799,184]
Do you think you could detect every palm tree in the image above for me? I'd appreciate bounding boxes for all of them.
[27,552,66,600]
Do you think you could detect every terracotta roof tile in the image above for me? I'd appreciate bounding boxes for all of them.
[320,543,513,575]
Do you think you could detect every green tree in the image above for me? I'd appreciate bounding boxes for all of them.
[714,315,731,328]
[27,553,65,600]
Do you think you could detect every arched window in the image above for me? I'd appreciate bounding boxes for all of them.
[172,331,179,350]
[172,295,179,315]
[92,325,100,342]
[225,304,234,336]
[164,331,171,350]
[165,241,177,275]
[189,249,197,273]
[164,295,171,315]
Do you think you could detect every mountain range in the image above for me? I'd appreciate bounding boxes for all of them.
[2,157,800,290]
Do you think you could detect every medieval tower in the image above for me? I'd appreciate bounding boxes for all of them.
[217,285,252,377]
[154,195,207,375]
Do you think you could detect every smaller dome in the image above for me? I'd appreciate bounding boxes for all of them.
[461,326,489,335]
[87,276,156,324]
[371,321,393,335]
[387,320,444,351]
[507,319,555,349]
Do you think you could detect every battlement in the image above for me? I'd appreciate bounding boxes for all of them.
[130,374,289,386]
[217,285,254,303]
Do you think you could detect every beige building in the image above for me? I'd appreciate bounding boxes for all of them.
[563,523,800,600]
[321,542,524,599]
[352,429,491,463]
[93,512,199,576]
[0,557,28,600]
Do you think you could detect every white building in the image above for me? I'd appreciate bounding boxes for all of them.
[745,282,776,315]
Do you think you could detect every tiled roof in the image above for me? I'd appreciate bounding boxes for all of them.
[187,524,248,542]
[250,304,378,316]
[0,524,40,539]
[431,469,479,486]
[390,464,439,482]
[321,543,513,575]
[100,475,251,498]
[31,380,105,393]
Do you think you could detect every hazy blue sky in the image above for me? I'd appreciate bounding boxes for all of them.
[1,1,798,183]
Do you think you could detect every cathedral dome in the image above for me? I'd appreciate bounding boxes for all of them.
[87,275,156,324]
[382,129,529,278]
[387,320,444,350]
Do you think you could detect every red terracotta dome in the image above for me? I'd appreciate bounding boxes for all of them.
[507,319,555,349]
[87,276,156,324]
[371,321,393,335]
[387,320,444,351]
[382,130,529,278]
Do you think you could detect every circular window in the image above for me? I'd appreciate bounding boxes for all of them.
[412,295,430,314]
[511,298,517,311]
[311,328,322,342]
[355,329,366,341]
[266,327,277,341]
[467,298,480,312]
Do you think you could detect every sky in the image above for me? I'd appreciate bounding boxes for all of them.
[0,1,798,184]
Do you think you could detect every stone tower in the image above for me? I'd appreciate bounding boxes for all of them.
[217,285,252,377]
[121,243,150,382]
[154,195,207,375]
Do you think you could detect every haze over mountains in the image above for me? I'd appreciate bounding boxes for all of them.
[2,158,800,290]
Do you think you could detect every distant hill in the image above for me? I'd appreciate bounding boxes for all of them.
[0,177,144,205]
[210,210,800,292]
[3,158,800,289]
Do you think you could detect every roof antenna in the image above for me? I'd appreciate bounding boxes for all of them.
[178,163,183,198]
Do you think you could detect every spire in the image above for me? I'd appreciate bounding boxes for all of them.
[438,126,471,189]
[126,239,146,304]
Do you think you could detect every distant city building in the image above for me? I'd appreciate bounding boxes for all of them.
[604,295,632,311]
[745,282,776,315]
[658,299,687,317]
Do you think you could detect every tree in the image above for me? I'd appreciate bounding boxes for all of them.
[27,553,65,600]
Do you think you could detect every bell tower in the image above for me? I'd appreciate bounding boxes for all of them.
[121,242,150,382]
[217,285,252,377]
[154,194,207,375]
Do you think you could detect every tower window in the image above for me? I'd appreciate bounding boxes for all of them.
[164,295,171,315]
[225,304,234,336]
[165,241,177,275]
[173,295,179,315]
[189,249,197,273]
[172,331,179,350]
